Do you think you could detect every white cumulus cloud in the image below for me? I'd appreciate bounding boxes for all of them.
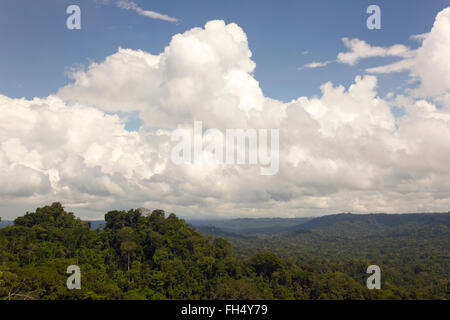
[367,7,450,100]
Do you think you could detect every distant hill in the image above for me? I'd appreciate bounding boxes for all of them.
[0,220,13,228]
[194,225,256,239]
[85,220,106,230]
[188,213,450,237]
[298,212,450,230]
[188,217,312,234]
[194,212,450,260]
[6,213,448,235]
[290,212,450,239]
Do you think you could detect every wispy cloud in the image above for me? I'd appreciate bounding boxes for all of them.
[115,0,179,23]
[337,37,415,66]
[410,32,429,42]
[298,60,334,70]
[300,36,417,73]
[366,58,415,74]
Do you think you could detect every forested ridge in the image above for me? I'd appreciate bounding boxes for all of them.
[0,203,448,300]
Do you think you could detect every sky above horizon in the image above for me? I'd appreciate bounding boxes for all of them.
[0,1,450,219]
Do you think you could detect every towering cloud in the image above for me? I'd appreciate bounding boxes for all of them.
[367,7,450,101]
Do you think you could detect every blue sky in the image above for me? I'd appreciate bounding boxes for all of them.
[0,0,448,102]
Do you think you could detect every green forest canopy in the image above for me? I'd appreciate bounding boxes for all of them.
[0,203,448,300]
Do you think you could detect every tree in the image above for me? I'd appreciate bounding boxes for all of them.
[249,252,282,279]
[118,227,140,271]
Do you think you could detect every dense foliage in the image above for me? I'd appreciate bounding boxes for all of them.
[200,213,450,300]
[0,204,448,300]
